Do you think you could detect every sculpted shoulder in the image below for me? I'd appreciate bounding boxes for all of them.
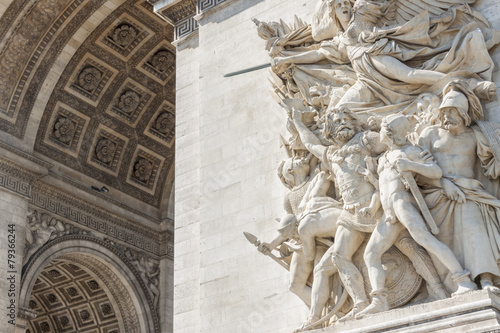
[362,130,387,155]
[419,125,441,139]
[403,145,424,161]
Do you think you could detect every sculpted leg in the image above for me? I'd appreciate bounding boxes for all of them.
[395,231,448,300]
[331,226,368,321]
[298,216,321,262]
[308,250,337,321]
[289,251,314,307]
[394,200,477,295]
[298,208,341,261]
[356,219,403,318]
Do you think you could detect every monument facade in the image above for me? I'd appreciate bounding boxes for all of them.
[167,0,500,332]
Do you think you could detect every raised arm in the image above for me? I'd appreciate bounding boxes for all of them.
[291,109,327,161]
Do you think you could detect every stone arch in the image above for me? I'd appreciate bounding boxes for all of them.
[20,235,160,333]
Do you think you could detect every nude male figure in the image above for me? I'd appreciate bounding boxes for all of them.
[357,114,477,318]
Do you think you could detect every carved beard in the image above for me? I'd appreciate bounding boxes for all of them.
[442,117,464,132]
[334,126,356,142]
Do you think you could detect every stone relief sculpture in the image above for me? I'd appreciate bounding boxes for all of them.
[245,0,500,330]
[418,81,500,293]
[24,210,88,265]
[358,113,476,318]
[125,248,161,310]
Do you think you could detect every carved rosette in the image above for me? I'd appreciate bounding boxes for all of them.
[67,57,117,104]
[95,138,117,164]
[112,24,137,47]
[77,66,102,91]
[117,90,141,114]
[101,303,113,316]
[53,117,76,144]
[134,158,153,182]
[151,50,175,73]
[154,112,174,135]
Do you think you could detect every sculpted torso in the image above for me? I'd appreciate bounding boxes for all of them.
[378,146,420,214]
[332,140,376,205]
[420,126,477,179]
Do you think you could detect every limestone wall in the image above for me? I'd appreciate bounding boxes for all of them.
[174,0,500,332]
[0,189,27,333]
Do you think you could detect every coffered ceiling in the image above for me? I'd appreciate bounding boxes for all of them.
[0,0,175,213]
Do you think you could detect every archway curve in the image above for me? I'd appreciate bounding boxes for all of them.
[20,235,160,333]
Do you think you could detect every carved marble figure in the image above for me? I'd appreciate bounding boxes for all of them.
[291,106,385,326]
[419,80,500,293]
[263,0,500,116]
[357,114,477,318]
[257,156,343,306]
[248,0,500,329]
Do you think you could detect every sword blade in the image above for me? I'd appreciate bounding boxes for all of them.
[400,172,439,235]
[224,63,271,77]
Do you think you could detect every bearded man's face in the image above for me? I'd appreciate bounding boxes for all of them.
[441,107,465,132]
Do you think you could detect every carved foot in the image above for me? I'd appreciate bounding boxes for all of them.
[481,280,500,294]
[428,283,448,300]
[292,316,319,332]
[451,270,477,296]
[468,79,497,101]
[355,291,389,319]
[337,300,369,322]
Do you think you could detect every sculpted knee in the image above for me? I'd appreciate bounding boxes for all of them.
[297,219,314,237]
[331,252,346,267]
[364,250,377,265]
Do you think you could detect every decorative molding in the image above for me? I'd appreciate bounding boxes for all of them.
[197,0,227,13]
[157,0,196,24]
[29,183,167,256]
[0,158,44,198]
[17,306,38,320]
[107,240,161,312]
[0,155,174,258]
[21,236,161,332]
[175,15,198,40]
[0,0,74,120]
[154,0,231,40]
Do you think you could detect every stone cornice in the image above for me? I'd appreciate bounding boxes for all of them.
[153,0,233,41]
